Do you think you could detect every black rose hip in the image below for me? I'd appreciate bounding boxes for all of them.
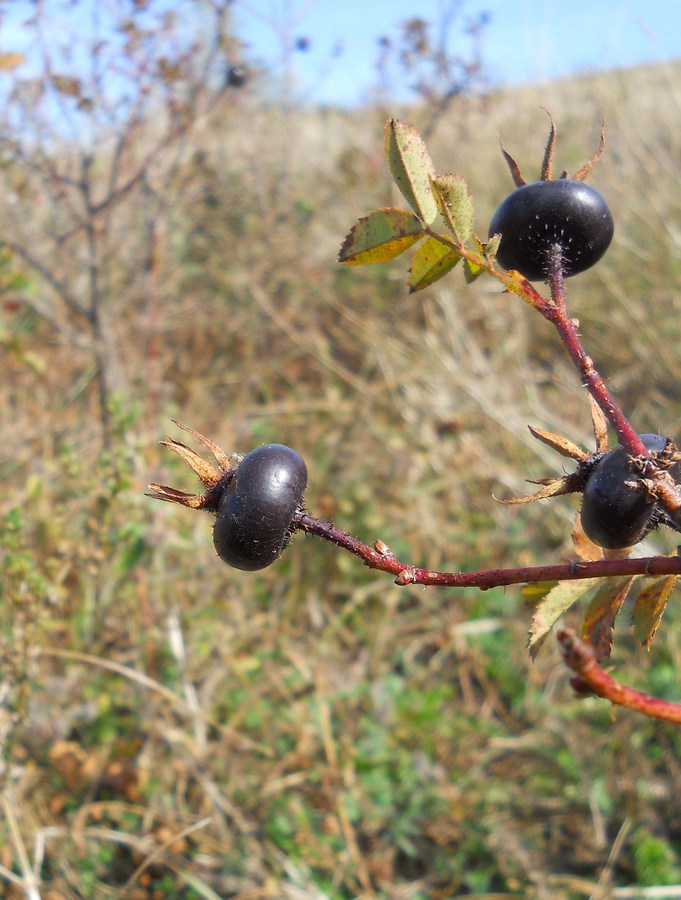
[581,434,680,549]
[489,179,614,282]
[213,444,307,570]
[489,116,614,282]
[147,423,307,571]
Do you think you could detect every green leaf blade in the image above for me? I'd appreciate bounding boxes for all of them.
[528,578,600,660]
[463,257,486,283]
[339,208,425,265]
[485,233,501,261]
[407,236,460,292]
[430,173,474,243]
[384,119,438,225]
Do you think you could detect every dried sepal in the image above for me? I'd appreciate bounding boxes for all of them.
[572,119,605,182]
[160,437,222,488]
[494,473,579,505]
[528,425,587,461]
[650,437,678,469]
[146,483,208,509]
[588,395,609,453]
[539,109,557,181]
[496,422,598,505]
[172,418,237,472]
[148,422,241,511]
[498,135,525,187]
[498,114,605,187]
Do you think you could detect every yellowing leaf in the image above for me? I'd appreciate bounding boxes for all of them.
[430,174,474,243]
[339,208,424,265]
[407,236,460,292]
[528,578,599,659]
[463,256,485,283]
[521,581,558,604]
[499,268,545,310]
[384,119,438,225]
[0,53,25,71]
[632,576,678,650]
[582,576,636,661]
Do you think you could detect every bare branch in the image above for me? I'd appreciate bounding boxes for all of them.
[1,239,88,318]
[557,627,681,724]
[293,511,681,589]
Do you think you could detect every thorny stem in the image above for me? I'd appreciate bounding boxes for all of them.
[425,232,678,493]
[303,242,681,722]
[293,511,681,588]
[294,511,681,722]
[543,246,649,457]
[426,232,681,522]
[544,245,681,518]
[558,627,681,724]
[540,247,681,722]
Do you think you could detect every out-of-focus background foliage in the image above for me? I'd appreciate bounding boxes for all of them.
[2,2,681,896]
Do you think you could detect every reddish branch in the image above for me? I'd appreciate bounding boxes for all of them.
[543,247,650,458]
[542,246,681,519]
[426,234,679,495]
[294,510,681,721]
[293,511,681,587]
[557,627,681,723]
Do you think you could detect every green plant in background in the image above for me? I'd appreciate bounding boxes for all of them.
[632,827,681,886]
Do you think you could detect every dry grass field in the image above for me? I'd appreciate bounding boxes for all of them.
[2,57,681,897]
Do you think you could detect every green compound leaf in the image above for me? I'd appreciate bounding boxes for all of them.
[528,578,600,660]
[632,575,678,650]
[339,208,424,265]
[408,236,460,292]
[384,119,438,226]
[430,174,474,243]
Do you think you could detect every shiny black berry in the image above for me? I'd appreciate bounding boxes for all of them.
[226,65,247,88]
[488,179,614,282]
[580,434,677,550]
[213,444,307,570]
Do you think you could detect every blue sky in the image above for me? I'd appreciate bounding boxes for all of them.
[234,0,681,105]
[1,1,679,109]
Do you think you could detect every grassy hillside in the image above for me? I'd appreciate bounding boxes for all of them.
[2,59,681,897]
